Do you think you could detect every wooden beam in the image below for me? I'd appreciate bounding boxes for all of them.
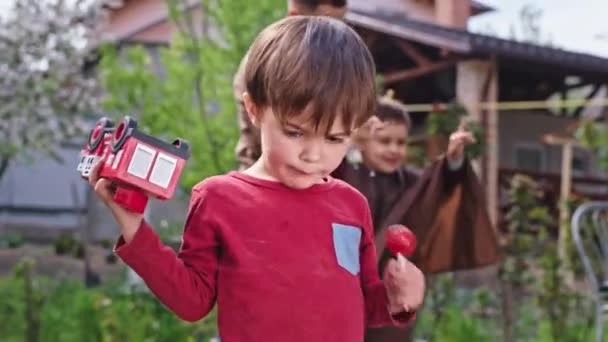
[440,48,453,58]
[500,167,608,186]
[344,12,472,53]
[359,29,379,50]
[393,39,431,66]
[383,59,458,84]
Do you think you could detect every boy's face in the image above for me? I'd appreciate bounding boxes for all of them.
[251,103,353,189]
[360,121,408,174]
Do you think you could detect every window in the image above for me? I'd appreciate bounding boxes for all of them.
[514,144,545,171]
[572,152,589,176]
[127,143,156,179]
[149,153,177,189]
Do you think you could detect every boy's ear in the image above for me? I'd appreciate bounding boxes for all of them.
[243,92,262,128]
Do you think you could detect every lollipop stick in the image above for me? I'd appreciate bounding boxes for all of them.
[396,253,406,268]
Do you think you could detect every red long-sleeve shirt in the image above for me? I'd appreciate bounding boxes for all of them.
[115,172,412,341]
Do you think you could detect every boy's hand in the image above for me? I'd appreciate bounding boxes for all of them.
[384,254,425,314]
[353,115,384,146]
[88,160,144,243]
[446,119,476,162]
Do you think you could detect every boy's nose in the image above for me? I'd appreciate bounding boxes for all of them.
[300,141,322,163]
[389,143,403,154]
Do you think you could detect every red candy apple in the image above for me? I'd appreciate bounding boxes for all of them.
[385,224,417,257]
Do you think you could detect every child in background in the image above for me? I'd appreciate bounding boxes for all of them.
[89,17,425,342]
[335,91,473,229]
[334,91,498,342]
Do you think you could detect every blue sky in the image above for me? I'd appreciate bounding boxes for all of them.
[469,0,608,57]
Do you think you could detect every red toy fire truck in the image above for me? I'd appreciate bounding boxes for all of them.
[77,116,190,213]
[77,117,114,178]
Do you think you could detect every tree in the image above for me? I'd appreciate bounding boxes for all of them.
[509,4,556,47]
[576,120,608,170]
[499,174,554,341]
[100,0,285,189]
[474,4,556,48]
[0,0,109,180]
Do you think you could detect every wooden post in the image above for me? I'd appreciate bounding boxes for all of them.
[456,58,499,227]
[542,133,577,286]
[559,141,573,279]
[71,182,100,287]
[486,58,499,228]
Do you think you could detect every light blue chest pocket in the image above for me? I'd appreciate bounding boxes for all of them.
[332,223,362,276]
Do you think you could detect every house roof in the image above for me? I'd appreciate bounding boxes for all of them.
[346,8,608,78]
[103,0,198,44]
[107,0,493,45]
[470,0,495,15]
[105,1,608,78]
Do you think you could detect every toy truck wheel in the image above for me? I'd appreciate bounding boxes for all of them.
[87,117,114,151]
[112,116,137,153]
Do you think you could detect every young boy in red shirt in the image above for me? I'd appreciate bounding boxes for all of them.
[89,16,425,342]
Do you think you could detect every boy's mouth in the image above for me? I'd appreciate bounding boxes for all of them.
[289,165,320,177]
[382,156,402,165]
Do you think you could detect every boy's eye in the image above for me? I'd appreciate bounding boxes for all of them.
[326,136,345,144]
[284,129,303,138]
[378,137,391,145]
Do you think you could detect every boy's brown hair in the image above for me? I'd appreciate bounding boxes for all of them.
[244,16,376,134]
[376,90,412,130]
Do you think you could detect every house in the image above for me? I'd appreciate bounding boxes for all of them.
[3,0,608,240]
[104,0,608,222]
[343,0,608,224]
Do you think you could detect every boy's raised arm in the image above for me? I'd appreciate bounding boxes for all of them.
[114,187,219,322]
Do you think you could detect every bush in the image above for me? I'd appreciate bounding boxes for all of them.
[54,233,78,256]
[0,232,25,249]
[0,260,218,341]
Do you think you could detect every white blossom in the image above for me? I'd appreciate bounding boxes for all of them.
[0,0,113,163]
